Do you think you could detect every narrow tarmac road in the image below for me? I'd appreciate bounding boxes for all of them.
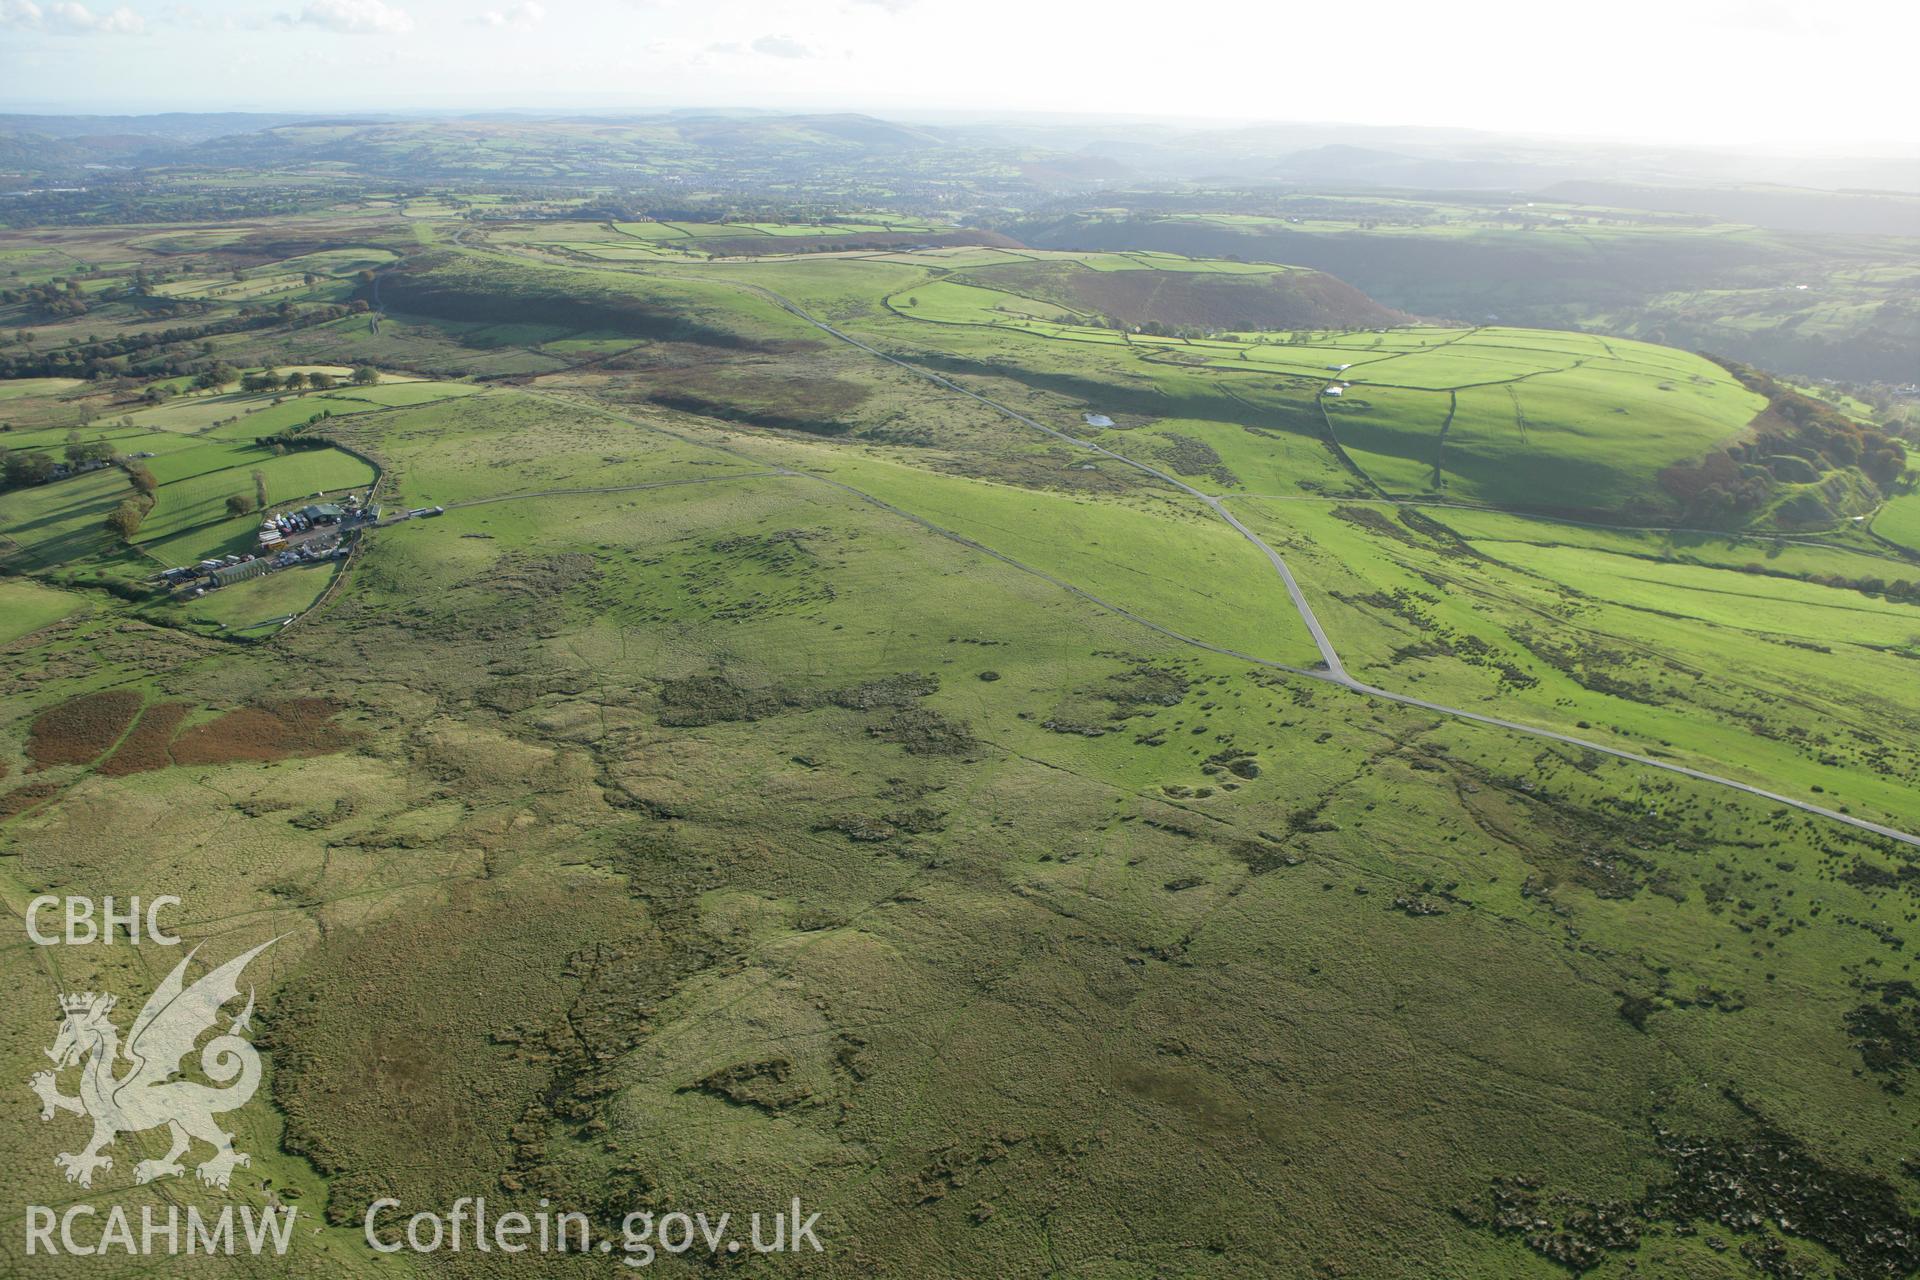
[452,237,1920,851]
[744,288,1920,850]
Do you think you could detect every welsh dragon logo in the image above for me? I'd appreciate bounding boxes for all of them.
[30,939,276,1190]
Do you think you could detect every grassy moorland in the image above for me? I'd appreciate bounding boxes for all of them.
[1008,198,1920,383]
[2,211,1919,1280]
[874,263,1770,516]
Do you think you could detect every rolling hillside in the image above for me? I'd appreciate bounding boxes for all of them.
[4,211,1919,1280]
[1008,204,1920,382]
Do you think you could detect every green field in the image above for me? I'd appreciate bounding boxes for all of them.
[1012,200,1920,383]
[169,558,342,635]
[0,465,130,570]
[0,576,86,641]
[2,209,1918,1280]
[868,258,1768,517]
[1876,490,1920,550]
[0,376,83,401]
[312,379,482,408]
[135,448,375,551]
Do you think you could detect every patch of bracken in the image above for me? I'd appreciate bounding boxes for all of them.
[26,689,143,768]
[171,698,356,765]
[96,701,190,776]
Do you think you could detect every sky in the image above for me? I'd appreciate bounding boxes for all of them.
[1,0,1916,153]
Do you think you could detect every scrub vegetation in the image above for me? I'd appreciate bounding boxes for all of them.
[4,195,1919,1280]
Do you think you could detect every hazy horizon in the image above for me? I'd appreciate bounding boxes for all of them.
[5,103,1920,167]
[3,0,1917,153]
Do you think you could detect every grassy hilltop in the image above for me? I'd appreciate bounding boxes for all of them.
[4,207,1920,1279]
[1009,198,1920,384]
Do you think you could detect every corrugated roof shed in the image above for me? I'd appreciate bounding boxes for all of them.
[209,559,272,588]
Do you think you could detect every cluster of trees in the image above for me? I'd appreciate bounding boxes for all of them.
[3,451,57,488]
[257,410,339,451]
[107,497,147,540]
[125,294,215,323]
[0,309,292,382]
[1742,398,1905,491]
[0,431,176,552]
[191,362,378,395]
[240,364,377,393]
[195,362,240,391]
[242,368,329,393]
[1,278,89,320]
[0,431,119,490]
[1661,361,1911,524]
[63,433,114,466]
[114,267,214,318]
[222,468,272,517]
[1658,449,1779,523]
[106,462,158,541]
[2,290,373,384]
[1759,399,1906,489]
[1132,319,1215,340]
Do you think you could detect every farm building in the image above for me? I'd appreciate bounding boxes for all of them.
[1323,386,1344,397]
[298,503,345,525]
[207,558,271,588]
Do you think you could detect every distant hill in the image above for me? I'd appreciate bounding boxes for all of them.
[0,111,330,143]
[0,112,358,169]
[973,118,1920,194]
[1260,144,1595,191]
[1543,180,1920,236]
[5,109,1917,193]
[0,112,1005,187]
[1006,210,1920,383]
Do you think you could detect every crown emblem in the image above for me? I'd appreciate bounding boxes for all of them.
[59,992,108,1014]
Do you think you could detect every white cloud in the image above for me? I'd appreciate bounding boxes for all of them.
[2,0,148,33]
[1698,0,1809,34]
[850,0,917,11]
[704,33,815,59]
[475,0,543,28]
[749,33,811,58]
[283,0,412,34]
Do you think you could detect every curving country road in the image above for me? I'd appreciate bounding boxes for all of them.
[445,235,1920,850]
[735,287,1920,851]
